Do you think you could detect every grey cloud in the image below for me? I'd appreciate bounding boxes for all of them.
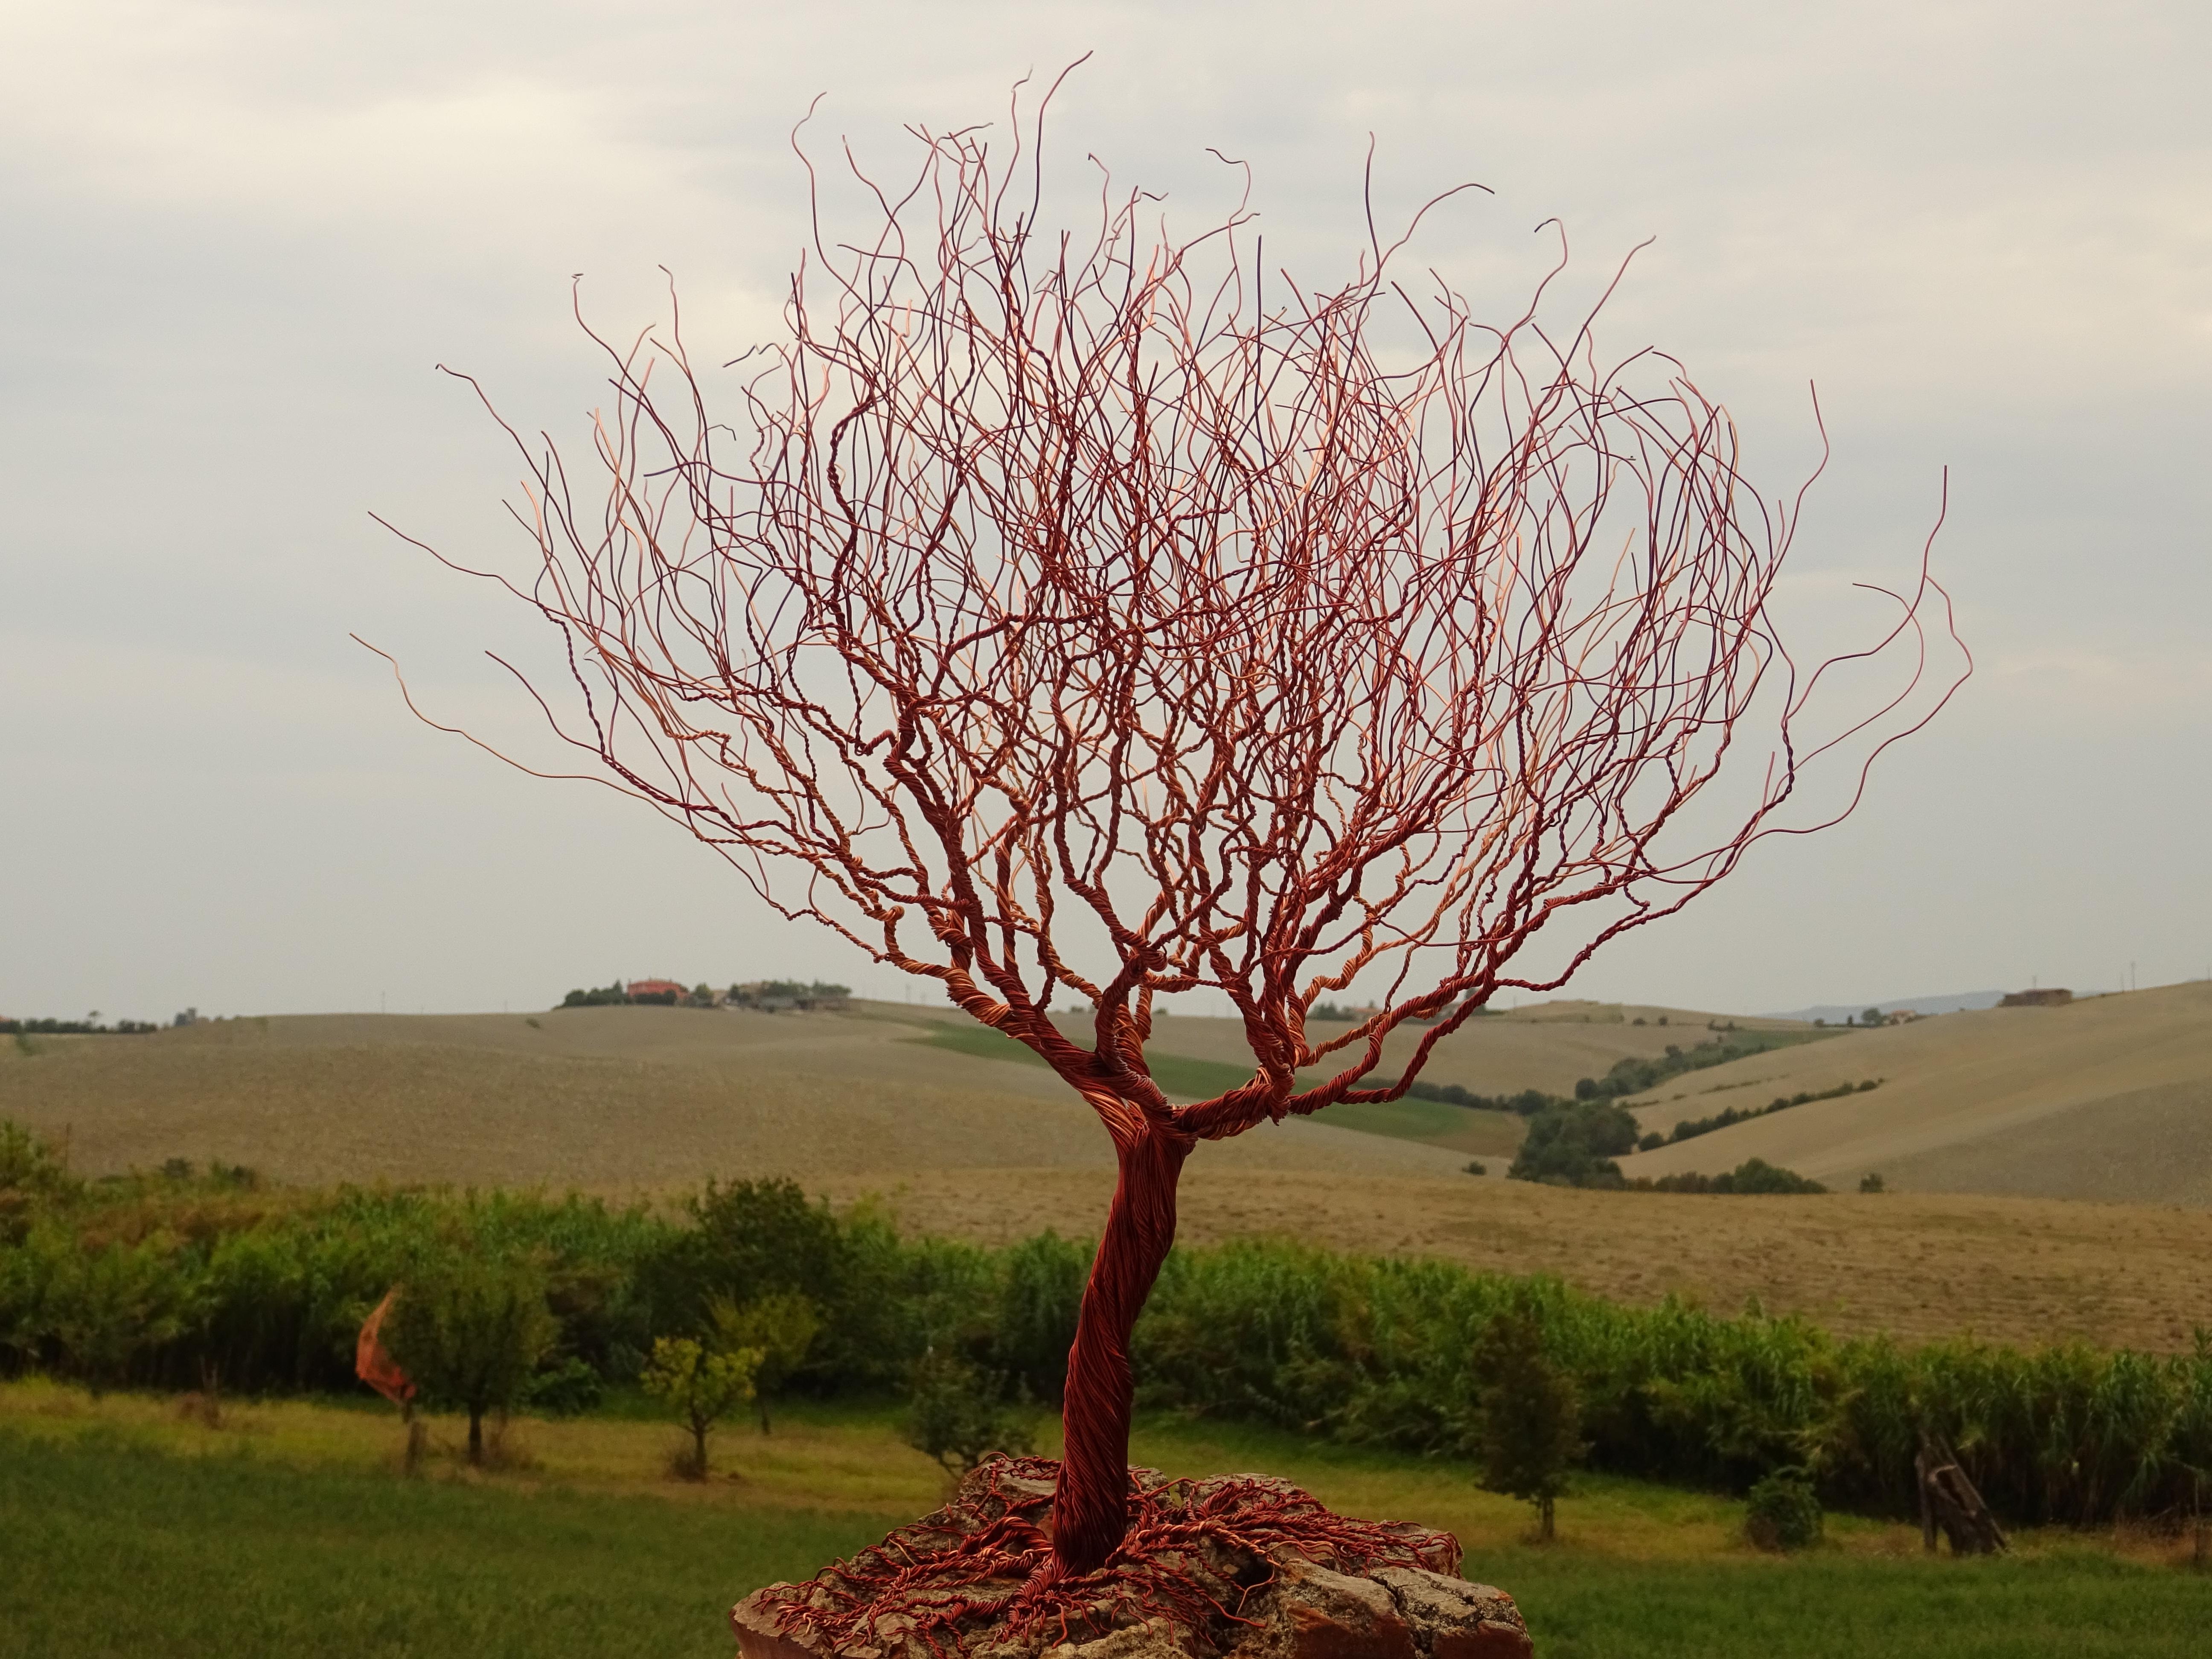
[2,0,2205,1019]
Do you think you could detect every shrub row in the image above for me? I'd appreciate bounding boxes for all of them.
[1650,1079,1881,1150]
[3,1121,2209,1528]
[1506,1100,1831,1192]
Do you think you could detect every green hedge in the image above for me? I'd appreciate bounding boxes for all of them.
[3,1121,2209,1530]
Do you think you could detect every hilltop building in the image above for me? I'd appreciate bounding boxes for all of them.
[728,980,852,1012]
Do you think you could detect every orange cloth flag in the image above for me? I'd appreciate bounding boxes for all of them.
[355,1288,416,1405]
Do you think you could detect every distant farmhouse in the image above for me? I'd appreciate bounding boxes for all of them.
[728,980,852,1013]
[556,977,852,1011]
[1999,987,2073,1008]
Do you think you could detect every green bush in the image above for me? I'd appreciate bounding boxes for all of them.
[1,1121,82,1241]
[990,1230,1088,1403]
[521,1356,604,1417]
[901,1350,1035,1476]
[1745,1468,1824,1550]
[6,1118,2212,1536]
[37,1231,197,1394]
[1508,1100,1639,1187]
[706,1292,820,1431]
[1642,1159,1828,1195]
[644,1178,854,1381]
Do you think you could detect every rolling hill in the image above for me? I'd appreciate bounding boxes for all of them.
[1618,979,2212,1205]
[0,1004,1482,1191]
[7,988,2212,1351]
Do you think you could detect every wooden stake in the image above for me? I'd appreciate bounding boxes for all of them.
[1916,1430,2008,1556]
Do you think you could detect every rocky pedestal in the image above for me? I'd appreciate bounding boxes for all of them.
[733,1458,1531,1659]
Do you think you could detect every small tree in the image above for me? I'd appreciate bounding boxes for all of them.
[903,1350,1036,1479]
[707,1291,821,1432]
[1473,1294,1585,1541]
[381,1256,558,1465]
[641,1335,762,1479]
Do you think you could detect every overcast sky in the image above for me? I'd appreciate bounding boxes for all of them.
[3,0,2206,1023]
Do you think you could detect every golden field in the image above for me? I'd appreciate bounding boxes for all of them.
[5,989,2211,1352]
[1619,979,2212,1205]
[0,1004,1471,1190]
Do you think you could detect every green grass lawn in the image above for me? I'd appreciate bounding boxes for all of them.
[1476,1548,2209,1659]
[4,1407,2207,1658]
[0,1426,895,1659]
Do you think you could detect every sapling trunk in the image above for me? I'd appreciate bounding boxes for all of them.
[1050,1119,1190,1576]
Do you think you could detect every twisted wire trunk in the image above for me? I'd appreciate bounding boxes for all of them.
[1050,1116,1192,1576]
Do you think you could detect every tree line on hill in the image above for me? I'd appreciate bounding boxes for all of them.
[3,1017,160,1036]
[3,1118,2209,1537]
[1501,1081,1883,1191]
[1505,1097,1832,1191]
[1366,1023,1874,1191]
[1394,1025,1836,1121]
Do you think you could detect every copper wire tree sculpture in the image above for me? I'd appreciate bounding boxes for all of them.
[377,97,1959,1585]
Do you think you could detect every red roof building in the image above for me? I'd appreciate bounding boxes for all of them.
[625,978,690,1001]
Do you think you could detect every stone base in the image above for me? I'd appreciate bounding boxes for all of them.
[733,1457,1531,1659]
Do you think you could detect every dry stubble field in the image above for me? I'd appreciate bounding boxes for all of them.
[1620,980,2212,1204]
[816,1164,2212,1354]
[6,999,2211,1353]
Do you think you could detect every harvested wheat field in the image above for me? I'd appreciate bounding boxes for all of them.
[897,995,1812,1101]
[9,996,2212,1353]
[0,1005,1467,1191]
[1620,978,2212,1203]
[810,1164,2212,1356]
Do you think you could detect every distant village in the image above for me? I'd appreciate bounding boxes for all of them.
[554,978,853,1013]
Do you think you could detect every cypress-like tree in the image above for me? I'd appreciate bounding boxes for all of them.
[1473,1294,1586,1540]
